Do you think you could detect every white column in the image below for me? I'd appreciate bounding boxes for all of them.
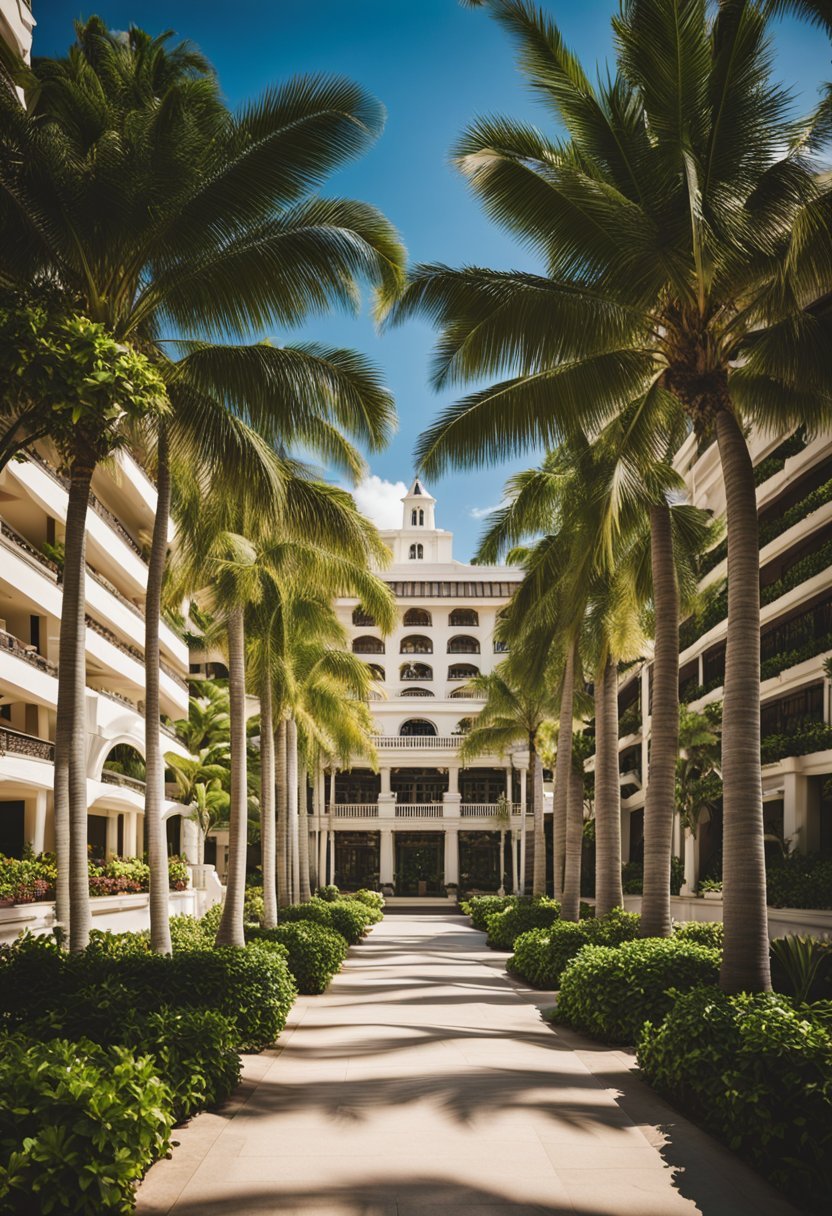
[105,812,119,860]
[380,828,394,886]
[519,765,527,813]
[123,811,138,857]
[505,765,513,805]
[27,791,48,854]
[443,827,459,885]
[328,831,336,886]
[180,815,200,866]
[511,830,519,894]
[682,826,697,894]
[447,765,459,795]
[380,766,391,796]
[329,767,336,812]
[519,823,527,895]
[318,829,328,885]
[783,771,817,853]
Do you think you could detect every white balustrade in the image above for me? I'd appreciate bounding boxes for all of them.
[374,735,460,749]
[394,803,444,818]
[331,803,379,818]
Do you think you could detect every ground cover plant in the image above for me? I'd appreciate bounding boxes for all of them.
[638,987,832,1211]
[509,908,640,988]
[554,938,721,1043]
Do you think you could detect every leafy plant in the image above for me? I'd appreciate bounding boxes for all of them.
[485,897,560,951]
[555,938,721,1043]
[770,935,832,1004]
[509,908,641,989]
[621,857,685,896]
[315,884,341,903]
[673,921,724,949]
[461,894,517,931]
[698,877,723,894]
[281,897,371,945]
[765,853,832,909]
[247,922,348,994]
[638,987,832,1208]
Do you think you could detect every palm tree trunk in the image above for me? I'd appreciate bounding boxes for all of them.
[594,656,623,916]
[530,737,546,895]
[715,409,770,992]
[287,717,300,902]
[552,639,576,899]
[56,453,95,953]
[561,737,585,922]
[260,672,278,928]
[641,501,679,938]
[144,422,172,954]
[276,718,290,907]
[298,759,312,902]
[215,606,247,947]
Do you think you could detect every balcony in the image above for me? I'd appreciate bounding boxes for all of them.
[0,628,57,676]
[101,770,146,793]
[0,727,54,762]
[395,803,444,818]
[374,735,459,749]
[331,803,379,818]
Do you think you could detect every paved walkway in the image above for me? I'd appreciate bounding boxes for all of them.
[137,914,802,1216]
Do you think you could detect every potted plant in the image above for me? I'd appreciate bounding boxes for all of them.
[699,877,723,901]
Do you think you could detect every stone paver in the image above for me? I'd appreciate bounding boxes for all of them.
[137,914,802,1216]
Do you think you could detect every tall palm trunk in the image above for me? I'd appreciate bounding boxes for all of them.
[215,606,247,947]
[552,640,576,899]
[145,422,171,954]
[276,718,290,907]
[641,502,679,938]
[298,760,311,902]
[259,672,278,928]
[715,409,770,992]
[561,735,585,921]
[287,717,300,901]
[56,452,95,952]
[530,735,545,895]
[532,739,544,894]
[594,656,623,916]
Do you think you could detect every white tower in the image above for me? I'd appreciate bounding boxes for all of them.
[401,477,436,531]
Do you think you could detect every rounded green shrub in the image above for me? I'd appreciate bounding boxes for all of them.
[485,897,560,951]
[638,987,832,1208]
[555,937,721,1043]
[673,921,725,949]
[85,929,151,958]
[243,886,265,926]
[280,900,333,928]
[315,884,341,902]
[509,909,641,989]
[281,898,371,944]
[248,922,348,994]
[350,888,384,912]
[0,1033,172,1215]
[169,913,212,952]
[462,894,517,931]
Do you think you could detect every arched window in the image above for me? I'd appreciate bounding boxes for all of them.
[352,636,384,655]
[408,543,424,559]
[367,663,385,680]
[449,686,474,699]
[352,607,375,627]
[400,662,433,681]
[411,509,417,525]
[419,509,424,525]
[400,687,434,697]
[493,640,509,653]
[399,719,437,737]
[400,635,432,654]
[205,661,229,679]
[448,663,479,681]
[449,609,478,627]
[447,635,480,654]
[403,608,431,627]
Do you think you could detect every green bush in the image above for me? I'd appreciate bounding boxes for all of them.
[346,890,384,923]
[0,1033,172,1215]
[85,929,151,958]
[462,894,517,931]
[169,913,212,952]
[765,853,832,910]
[673,921,725,949]
[555,938,721,1043]
[770,934,832,1003]
[280,900,332,927]
[509,908,641,989]
[198,902,224,937]
[248,922,348,994]
[621,857,685,895]
[243,886,265,926]
[638,987,832,1209]
[486,897,560,950]
[315,884,341,902]
[281,897,371,944]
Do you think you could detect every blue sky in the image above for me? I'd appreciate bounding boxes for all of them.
[36,1,832,558]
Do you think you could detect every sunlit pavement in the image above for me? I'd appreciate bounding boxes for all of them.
[137,914,801,1216]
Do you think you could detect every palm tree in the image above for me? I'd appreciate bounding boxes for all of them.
[676,703,723,886]
[460,666,559,896]
[0,19,405,952]
[395,0,832,990]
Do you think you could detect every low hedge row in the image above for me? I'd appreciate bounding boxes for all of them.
[638,987,832,1210]
[280,897,372,944]
[485,898,561,950]
[554,937,721,1043]
[247,922,348,994]
[461,894,517,931]
[509,909,641,988]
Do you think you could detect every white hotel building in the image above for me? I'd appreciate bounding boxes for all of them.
[311,479,533,896]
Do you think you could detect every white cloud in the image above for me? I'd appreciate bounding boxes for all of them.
[468,502,503,520]
[352,475,408,529]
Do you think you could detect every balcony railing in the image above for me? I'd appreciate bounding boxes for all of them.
[459,802,520,817]
[0,518,59,577]
[374,735,459,749]
[395,803,444,817]
[85,615,187,690]
[0,727,54,762]
[0,629,57,675]
[26,452,144,558]
[101,770,146,792]
[331,803,379,818]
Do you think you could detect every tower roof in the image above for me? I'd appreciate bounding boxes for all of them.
[402,476,435,503]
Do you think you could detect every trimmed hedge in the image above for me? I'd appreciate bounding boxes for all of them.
[486,898,560,951]
[281,897,371,944]
[347,889,384,923]
[766,853,832,910]
[462,894,517,931]
[673,921,724,949]
[0,1033,172,1215]
[555,938,721,1043]
[638,988,832,1209]
[509,909,641,989]
[247,922,348,994]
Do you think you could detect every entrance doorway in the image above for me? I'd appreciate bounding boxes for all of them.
[335,831,380,890]
[395,832,443,896]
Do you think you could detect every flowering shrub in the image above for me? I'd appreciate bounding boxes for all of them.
[0,852,190,905]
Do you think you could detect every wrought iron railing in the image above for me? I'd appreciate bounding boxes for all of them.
[0,629,57,675]
[102,770,146,792]
[0,727,54,761]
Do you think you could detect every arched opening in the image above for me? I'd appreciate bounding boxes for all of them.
[400,687,434,697]
[399,719,437,737]
[411,508,417,525]
[352,607,376,627]
[403,608,432,627]
[102,742,146,783]
[205,661,229,679]
[400,662,433,681]
[449,608,478,627]
[352,636,384,655]
[367,663,385,681]
[448,663,479,681]
[419,509,424,525]
[408,543,424,559]
[449,686,475,698]
[447,635,480,654]
[400,635,432,654]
